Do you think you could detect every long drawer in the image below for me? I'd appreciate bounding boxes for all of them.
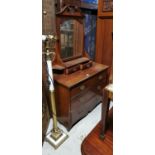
[71,95,100,124]
[70,89,102,125]
[70,71,107,98]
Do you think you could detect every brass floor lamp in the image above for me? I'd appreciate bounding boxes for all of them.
[42,35,68,149]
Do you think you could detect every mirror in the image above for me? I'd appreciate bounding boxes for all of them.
[60,19,83,60]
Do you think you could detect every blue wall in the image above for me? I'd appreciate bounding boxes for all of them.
[84,12,97,60]
[81,0,98,4]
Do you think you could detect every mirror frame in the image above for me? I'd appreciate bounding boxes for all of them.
[56,5,85,62]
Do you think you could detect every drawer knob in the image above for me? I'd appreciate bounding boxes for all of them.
[98,75,103,80]
[73,68,77,72]
[80,85,85,90]
[86,74,90,77]
[97,86,101,90]
[43,10,47,15]
[86,64,90,67]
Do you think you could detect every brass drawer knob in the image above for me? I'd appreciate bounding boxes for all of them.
[80,85,85,90]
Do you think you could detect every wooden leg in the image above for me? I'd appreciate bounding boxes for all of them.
[100,89,109,139]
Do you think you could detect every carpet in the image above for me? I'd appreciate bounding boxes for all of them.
[42,103,102,155]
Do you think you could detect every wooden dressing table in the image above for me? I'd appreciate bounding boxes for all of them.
[54,63,109,130]
[52,2,109,131]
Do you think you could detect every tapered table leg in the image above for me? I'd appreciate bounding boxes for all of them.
[100,89,110,139]
[100,84,113,139]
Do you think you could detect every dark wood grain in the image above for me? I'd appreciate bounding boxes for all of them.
[81,108,113,155]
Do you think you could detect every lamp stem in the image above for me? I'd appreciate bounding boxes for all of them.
[50,90,58,131]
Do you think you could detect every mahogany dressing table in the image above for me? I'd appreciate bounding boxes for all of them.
[52,3,109,131]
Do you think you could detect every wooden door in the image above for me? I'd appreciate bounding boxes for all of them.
[95,18,113,68]
[95,0,113,75]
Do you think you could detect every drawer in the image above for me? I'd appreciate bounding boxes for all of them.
[71,107,86,125]
[65,65,80,74]
[71,90,96,110]
[80,61,93,70]
[86,71,107,89]
[94,81,107,95]
[92,71,107,85]
[71,96,87,121]
[84,95,101,112]
[71,82,90,98]
[71,94,101,125]
[70,71,107,98]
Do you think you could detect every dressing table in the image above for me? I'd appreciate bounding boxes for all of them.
[53,3,109,131]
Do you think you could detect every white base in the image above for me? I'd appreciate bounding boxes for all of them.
[45,131,68,149]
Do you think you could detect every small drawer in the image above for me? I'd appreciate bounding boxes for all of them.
[80,61,93,70]
[65,65,80,74]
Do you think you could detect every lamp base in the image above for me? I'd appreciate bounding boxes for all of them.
[50,128,62,141]
[45,129,68,149]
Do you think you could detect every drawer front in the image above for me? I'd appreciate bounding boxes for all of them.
[80,61,93,70]
[95,80,107,95]
[71,94,101,125]
[71,71,107,98]
[84,95,102,112]
[71,91,96,110]
[71,97,86,124]
[71,108,86,125]
[65,65,80,74]
[71,82,90,98]
[92,71,107,85]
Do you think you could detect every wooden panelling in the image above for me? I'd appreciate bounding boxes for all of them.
[96,19,113,67]
[95,0,113,78]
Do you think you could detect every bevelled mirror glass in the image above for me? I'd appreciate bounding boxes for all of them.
[60,19,83,60]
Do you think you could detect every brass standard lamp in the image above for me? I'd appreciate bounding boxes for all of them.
[42,34,68,149]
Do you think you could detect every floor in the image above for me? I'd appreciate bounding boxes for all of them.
[42,102,112,155]
[42,103,102,155]
[81,108,113,155]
